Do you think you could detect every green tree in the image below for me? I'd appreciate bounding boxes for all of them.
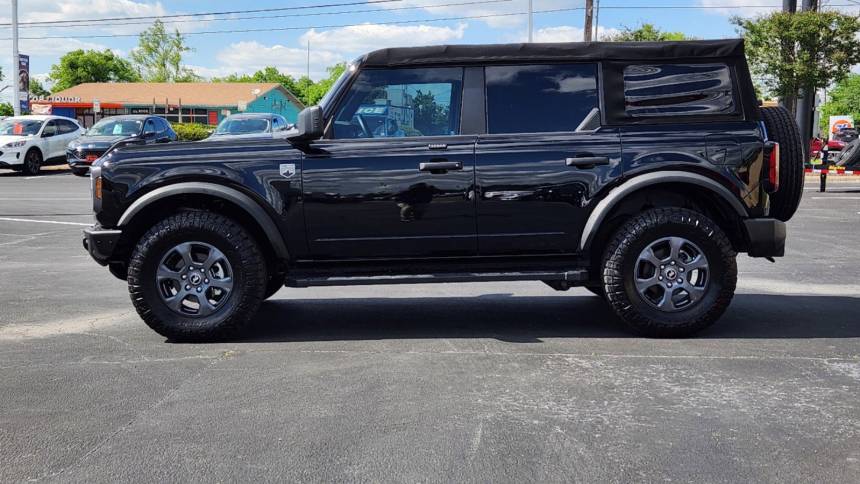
[412,90,449,136]
[29,78,50,97]
[0,103,13,117]
[733,11,860,114]
[131,20,200,82]
[605,23,693,42]
[212,63,346,106]
[819,74,860,131]
[48,49,140,92]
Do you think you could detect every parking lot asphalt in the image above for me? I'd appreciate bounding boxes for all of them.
[1,169,859,482]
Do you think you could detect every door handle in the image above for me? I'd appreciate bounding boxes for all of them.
[565,156,610,168]
[419,160,462,172]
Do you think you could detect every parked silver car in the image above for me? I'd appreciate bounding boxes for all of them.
[203,113,291,141]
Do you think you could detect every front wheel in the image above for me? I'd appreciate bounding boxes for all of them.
[22,149,42,175]
[601,208,737,337]
[127,211,267,341]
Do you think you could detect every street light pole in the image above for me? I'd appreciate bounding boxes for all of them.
[796,0,816,162]
[527,0,533,43]
[11,0,20,116]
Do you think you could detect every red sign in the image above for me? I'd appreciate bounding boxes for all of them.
[208,111,218,125]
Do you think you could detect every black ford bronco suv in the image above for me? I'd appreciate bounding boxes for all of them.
[83,40,802,341]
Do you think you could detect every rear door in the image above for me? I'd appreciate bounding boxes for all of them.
[475,63,622,255]
[302,66,477,259]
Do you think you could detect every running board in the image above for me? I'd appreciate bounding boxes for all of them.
[285,270,588,288]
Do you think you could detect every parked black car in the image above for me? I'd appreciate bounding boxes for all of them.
[67,115,177,176]
[83,40,803,341]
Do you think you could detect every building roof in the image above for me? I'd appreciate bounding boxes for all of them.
[49,82,305,108]
[360,39,746,67]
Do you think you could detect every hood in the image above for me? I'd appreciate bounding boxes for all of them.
[0,134,34,147]
[202,132,274,142]
[69,134,136,150]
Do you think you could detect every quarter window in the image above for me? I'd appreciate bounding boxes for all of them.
[485,64,599,134]
[623,63,736,118]
[333,67,463,139]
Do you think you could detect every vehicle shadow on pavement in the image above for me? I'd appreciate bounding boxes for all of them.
[238,293,860,342]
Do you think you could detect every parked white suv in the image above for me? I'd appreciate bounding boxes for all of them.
[0,115,84,175]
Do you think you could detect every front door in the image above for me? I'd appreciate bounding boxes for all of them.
[302,66,477,259]
[475,63,623,255]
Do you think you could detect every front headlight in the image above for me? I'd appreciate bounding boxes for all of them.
[4,140,27,148]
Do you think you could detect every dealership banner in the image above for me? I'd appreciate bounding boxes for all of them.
[828,115,854,140]
[18,54,29,113]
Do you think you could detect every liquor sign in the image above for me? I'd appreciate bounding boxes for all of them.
[18,54,29,113]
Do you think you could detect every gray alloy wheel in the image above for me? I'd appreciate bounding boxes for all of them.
[156,241,234,317]
[634,236,709,312]
[23,149,42,175]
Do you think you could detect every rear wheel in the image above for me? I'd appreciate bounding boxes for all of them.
[837,139,860,169]
[127,211,267,341]
[760,106,804,221]
[22,149,42,175]
[601,208,737,337]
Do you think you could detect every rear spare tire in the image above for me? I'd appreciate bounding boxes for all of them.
[837,139,860,169]
[760,106,804,221]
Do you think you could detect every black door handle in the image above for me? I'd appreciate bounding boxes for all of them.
[419,160,462,172]
[565,156,610,168]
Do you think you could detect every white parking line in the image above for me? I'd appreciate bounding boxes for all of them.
[0,198,89,201]
[810,196,860,200]
[0,217,90,226]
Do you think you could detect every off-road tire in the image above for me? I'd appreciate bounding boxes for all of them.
[761,106,804,221]
[837,139,860,168]
[128,210,267,341]
[264,274,286,300]
[22,149,42,176]
[602,208,737,337]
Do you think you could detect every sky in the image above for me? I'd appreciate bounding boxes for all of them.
[0,0,857,104]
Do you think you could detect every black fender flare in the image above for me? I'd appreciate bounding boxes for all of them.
[117,182,289,259]
[580,171,749,251]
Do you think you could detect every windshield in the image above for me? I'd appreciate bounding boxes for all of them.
[0,119,43,136]
[87,119,143,136]
[214,117,270,135]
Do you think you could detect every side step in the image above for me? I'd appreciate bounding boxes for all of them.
[285,269,588,288]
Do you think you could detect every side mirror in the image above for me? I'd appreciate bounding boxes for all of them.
[288,106,323,142]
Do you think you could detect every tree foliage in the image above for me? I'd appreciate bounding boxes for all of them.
[213,63,346,106]
[29,78,50,97]
[605,23,693,42]
[48,49,140,92]
[412,90,449,135]
[0,103,13,117]
[733,11,860,106]
[131,20,200,82]
[819,74,860,130]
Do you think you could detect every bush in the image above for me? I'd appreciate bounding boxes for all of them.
[172,123,214,141]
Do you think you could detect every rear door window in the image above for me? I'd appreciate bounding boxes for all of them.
[485,64,599,134]
[622,63,736,118]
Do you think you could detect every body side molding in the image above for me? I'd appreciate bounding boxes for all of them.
[118,182,289,259]
[580,171,749,251]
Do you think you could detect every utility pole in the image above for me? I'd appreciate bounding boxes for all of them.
[11,0,20,116]
[796,0,816,162]
[594,0,600,41]
[584,0,593,42]
[527,0,533,42]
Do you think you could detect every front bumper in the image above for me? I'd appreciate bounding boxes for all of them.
[0,149,23,168]
[82,226,122,265]
[744,218,786,257]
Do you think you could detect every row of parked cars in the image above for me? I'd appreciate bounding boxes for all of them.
[0,113,292,176]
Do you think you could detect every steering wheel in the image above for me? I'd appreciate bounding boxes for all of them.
[353,114,372,138]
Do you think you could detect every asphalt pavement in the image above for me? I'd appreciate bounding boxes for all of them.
[1,169,859,482]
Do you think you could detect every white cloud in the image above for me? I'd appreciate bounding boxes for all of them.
[380,0,572,29]
[508,25,621,43]
[300,23,468,56]
[202,41,343,80]
[699,0,860,17]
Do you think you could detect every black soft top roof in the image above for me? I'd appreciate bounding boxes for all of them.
[360,39,745,67]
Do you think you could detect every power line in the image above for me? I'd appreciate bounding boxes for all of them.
[9,0,514,30]
[0,0,403,27]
